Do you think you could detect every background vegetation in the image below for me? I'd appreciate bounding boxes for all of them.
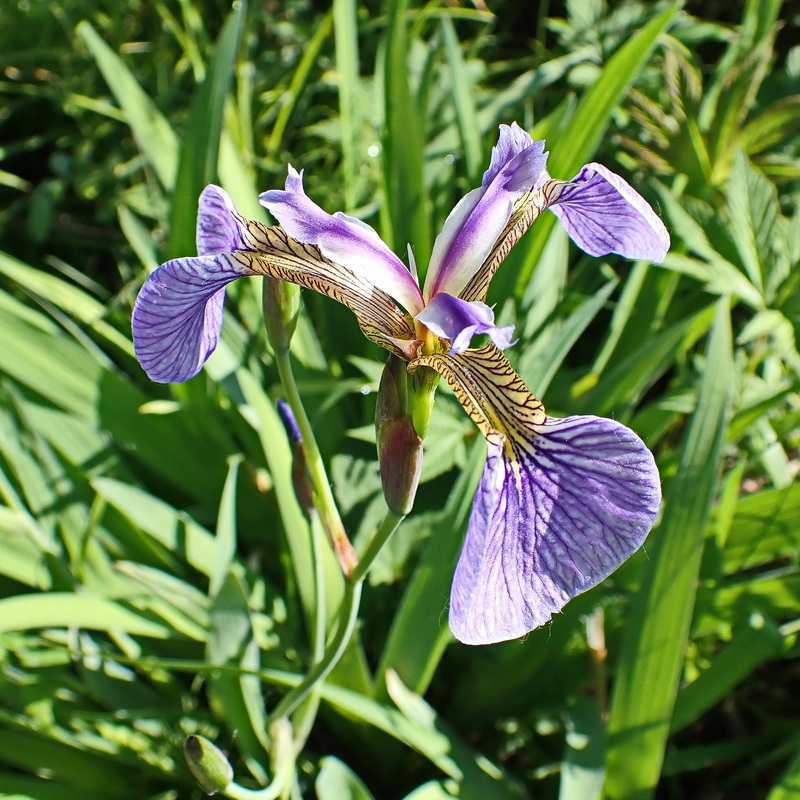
[1,0,799,798]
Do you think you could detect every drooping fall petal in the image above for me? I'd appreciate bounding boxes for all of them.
[458,161,670,304]
[133,253,256,383]
[133,188,418,382]
[542,163,670,262]
[260,167,425,315]
[412,343,660,645]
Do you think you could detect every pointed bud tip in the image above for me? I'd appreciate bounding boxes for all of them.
[184,735,233,795]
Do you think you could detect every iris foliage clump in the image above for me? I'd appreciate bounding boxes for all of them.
[0,1,799,798]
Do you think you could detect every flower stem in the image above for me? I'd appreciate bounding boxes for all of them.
[284,514,326,753]
[272,345,358,576]
[269,578,362,722]
[268,508,405,722]
[350,508,405,583]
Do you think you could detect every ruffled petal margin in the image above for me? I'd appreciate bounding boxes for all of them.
[412,343,660,645]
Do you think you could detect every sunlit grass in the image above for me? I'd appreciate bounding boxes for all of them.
[0,1,799,798]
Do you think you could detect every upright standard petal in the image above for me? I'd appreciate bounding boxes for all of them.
[423,124,548,301]
[415,292,515,354]
[260,167,424,315]
[542,163,670,262]
[133,254,257,383]
[457,187,544,303]
[412,344,660,645]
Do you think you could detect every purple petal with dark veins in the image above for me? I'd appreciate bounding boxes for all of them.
[196,185,250,255]
[545,163,670,262]
[415,292,515,354]
[259,167,424,314]
[450,415,661,645]
[132,253,256,383]
[423,124,548,300]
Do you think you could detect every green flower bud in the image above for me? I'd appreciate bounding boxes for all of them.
[184,735,233,795]
[262,277,301,353]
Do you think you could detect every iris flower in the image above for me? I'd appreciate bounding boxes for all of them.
[133,123,666,645]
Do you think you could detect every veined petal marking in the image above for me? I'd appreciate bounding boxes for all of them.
[410,343,660,645]
[231,223,416,358]
[410,342,546,448]
[541,164,670,262]
[260,167,425,314]
[450,416,660,644]
[458,188,545,303]
[133,253,259,383]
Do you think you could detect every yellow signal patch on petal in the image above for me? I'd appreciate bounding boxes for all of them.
[410,342,546,450]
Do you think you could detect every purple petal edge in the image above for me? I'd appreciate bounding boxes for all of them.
[132,254,254,383]
[259,167,424,314]
[423,124,548,300]
[547,163,670,262]
[196,185,249,256]
[415,292,515,354]
[449,415,661,645]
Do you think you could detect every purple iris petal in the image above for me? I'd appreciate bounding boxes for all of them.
[259,167,424,315]
[481,121,540,188]
[196,185,249,255]
[415,292,516,354]
[132,254,255,383]
[546,163,670,262]
[277,398,303,443]
[423,123,548,300]
[449,415,660,645]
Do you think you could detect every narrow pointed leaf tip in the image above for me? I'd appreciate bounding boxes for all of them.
[545,163,670,262]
